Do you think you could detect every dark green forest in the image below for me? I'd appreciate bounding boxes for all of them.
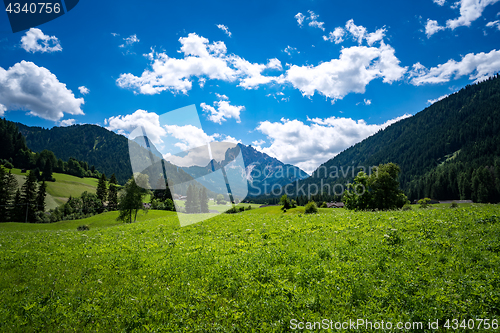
[17,123,134,184]
[0,118,104,181]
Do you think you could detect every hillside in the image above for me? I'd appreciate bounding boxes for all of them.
[290,74,500,202]
[17,123,135,185]
[10,168,98,210]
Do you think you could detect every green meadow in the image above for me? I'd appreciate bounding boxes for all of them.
[0,205,499,332]
[10,168,99,210]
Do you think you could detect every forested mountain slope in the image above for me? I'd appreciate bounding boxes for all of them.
[18,124,134,184]
[292,74,500,202]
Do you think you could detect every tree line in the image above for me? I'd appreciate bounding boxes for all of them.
[0,168,120,223]
[0,167,46,222]
[407,158,500,203]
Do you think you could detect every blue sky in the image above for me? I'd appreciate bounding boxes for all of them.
[1,0,500,173]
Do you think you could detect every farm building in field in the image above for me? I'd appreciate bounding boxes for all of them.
[173,194,187,201]
[327,202,344,208]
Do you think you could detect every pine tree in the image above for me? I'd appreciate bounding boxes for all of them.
[96,173,108,203]
[185,184,195,213]
[11,189,23,222]
[36,181,47,214]
[0,167,18,222]
[21,171,38,222]
[200,187,209,213]
[42,159,53,181]
[107,173,118,211]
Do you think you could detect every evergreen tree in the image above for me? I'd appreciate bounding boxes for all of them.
[32,167,41,181]
[20,171,38,222]
[118,177,145,223]
[11,189,24,222]
[185,184,196,213]
[96,173,108,203]
[0,167,18,222]
[200,187,209,213]
[107,173,118,211]
[36,181,47,214]
[42,159,53,181]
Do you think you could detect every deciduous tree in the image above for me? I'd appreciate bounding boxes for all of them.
[118,177,145,223]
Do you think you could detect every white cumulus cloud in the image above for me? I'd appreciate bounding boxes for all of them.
[425,0,500,36]
[256,114,412,173]
[345,20,386,46]
[201,99,245,124]
[446,0,500,30]
[117,33,282,94]
[252,139,266,146]
[215,93,229,100]
[0,61,84,121]
[425,19,445,37]
[104,109,166,145]
[59,119,76,127]
[410,49,500,85]
[20,28,62,53]
[117,31,407,103]
[323,27,345,44]
[78,86,89,95]
[163,124,219,151]
[284,42,407,102]
[223,135,242,144]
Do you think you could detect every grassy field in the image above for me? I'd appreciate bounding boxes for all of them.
[0,205,499,331]
[174,200,262,213]
[9,168,99,210]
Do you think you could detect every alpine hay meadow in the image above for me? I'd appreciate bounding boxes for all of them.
[1,204,499,331]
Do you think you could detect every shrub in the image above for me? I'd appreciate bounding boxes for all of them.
[418,198,431,208]
[290,200,297,208]
[239,206,245,212]
[305,201,318,214]
[225,207,238,214]
[320,201,328,208]
[450,202,458,208]
[246,205,252,211]
[402,204,412,211]
[77,225,90,231]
